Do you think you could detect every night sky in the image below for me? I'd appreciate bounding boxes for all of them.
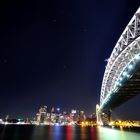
[0,0,140,119]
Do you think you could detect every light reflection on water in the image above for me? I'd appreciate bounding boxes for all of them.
[97,126,140,140]
[0,125,140,140]
[66,125,72,140]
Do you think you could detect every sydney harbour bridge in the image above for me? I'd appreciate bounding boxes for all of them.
[98,7,140,125]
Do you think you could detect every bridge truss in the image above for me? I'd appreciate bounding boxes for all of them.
[100,7,140,112]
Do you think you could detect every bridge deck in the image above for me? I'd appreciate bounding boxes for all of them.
[103,63,140,110]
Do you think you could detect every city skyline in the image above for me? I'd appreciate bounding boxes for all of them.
[0,0,140,120]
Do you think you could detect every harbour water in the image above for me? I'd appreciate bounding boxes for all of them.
[0,125,140,140]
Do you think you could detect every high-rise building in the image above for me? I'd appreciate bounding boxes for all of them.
[36,106,47,123]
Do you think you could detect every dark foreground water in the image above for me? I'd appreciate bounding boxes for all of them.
[0,125,140,140]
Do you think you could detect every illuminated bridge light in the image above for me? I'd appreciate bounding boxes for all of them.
[116,81,119,86]
[115,81,122,87]
[119,77,123,81]
[126,74,130,78]
[135,54,140,60]
[128,64,134,70]
[122,71,127,76]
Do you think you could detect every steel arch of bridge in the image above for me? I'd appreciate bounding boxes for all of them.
[100,7,140,112]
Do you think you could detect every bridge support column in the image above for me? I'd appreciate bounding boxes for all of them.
[96,104,101,125]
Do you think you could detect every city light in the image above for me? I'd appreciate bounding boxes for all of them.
[57,108,60,112]
[30,106,97,126]
[108,120,140,127]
